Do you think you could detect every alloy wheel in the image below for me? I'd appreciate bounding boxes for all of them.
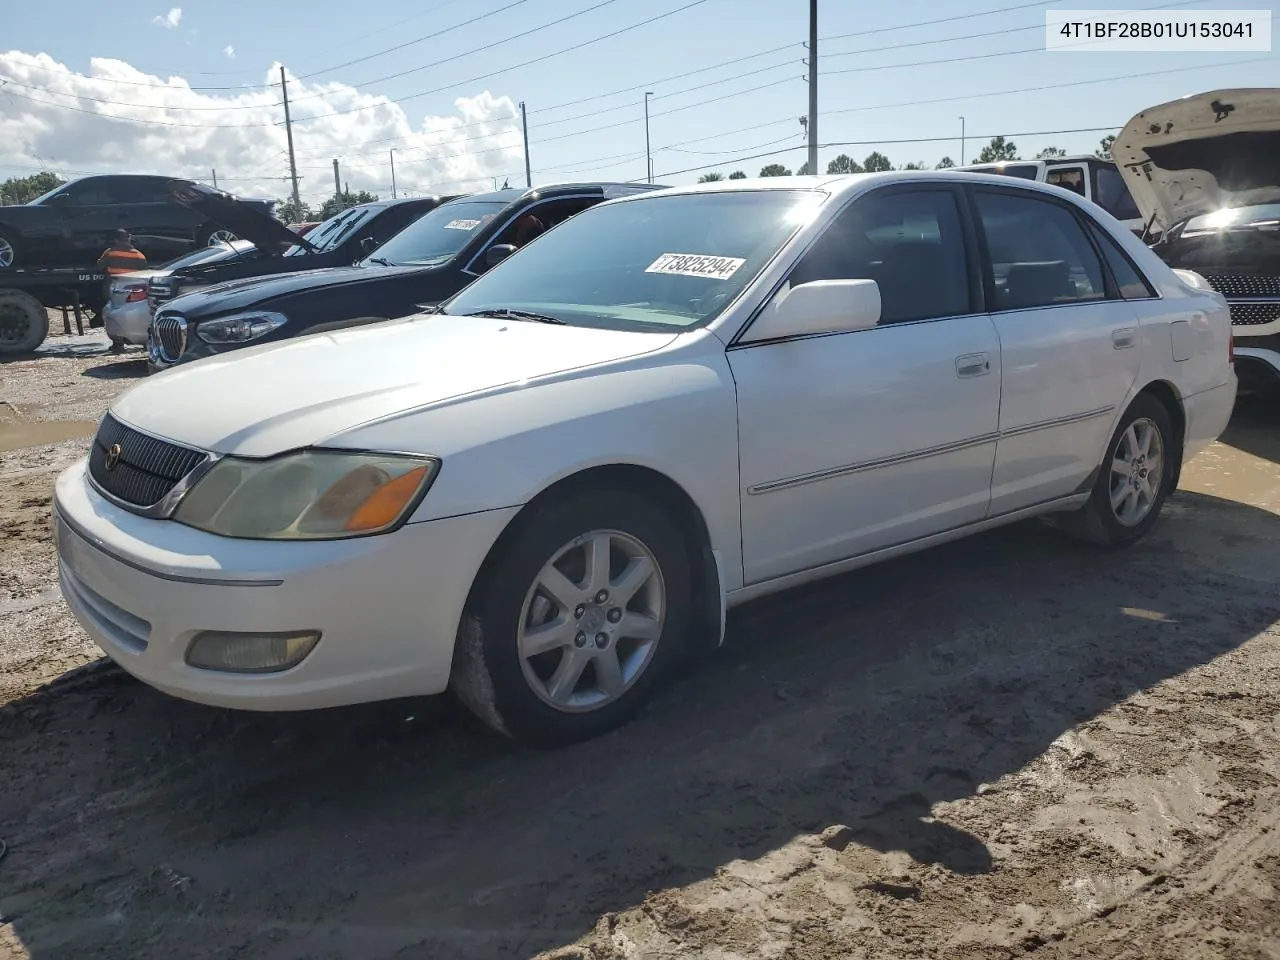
[0,237,14,269]
[207,229,238,246]
[516,529,666,713]
[1109,417,1164,527]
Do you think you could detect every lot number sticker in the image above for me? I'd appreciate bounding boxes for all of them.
[645,253,746,281]
[444,219,482,230]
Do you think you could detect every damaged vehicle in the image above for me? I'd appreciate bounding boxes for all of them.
[147,187,456,310]
[1115,88,1280,395]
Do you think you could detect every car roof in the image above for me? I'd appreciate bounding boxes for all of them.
[440,182,662,206]
[632,170,1112,203]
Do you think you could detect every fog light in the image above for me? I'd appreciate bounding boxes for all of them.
[185,630,320,673]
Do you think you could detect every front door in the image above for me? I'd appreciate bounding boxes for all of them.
[56,177,132,263]
[729,185,1002,585]
[969,187,1142,515]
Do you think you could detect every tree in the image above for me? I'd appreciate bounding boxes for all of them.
[862,151,892,172]
[759,164,792,177]
[935,156,955,169]
[319,190,379,220]
[826,153,862,174]
[1036,146,1066,159]
[976,136,1018,162]
[0,171,66,205]
[901,161,928,170]
[797,161,813,175]
[727,170,747,179]
[697,172,725,183]
[276,198,314,224]
[1095,135,1116,160]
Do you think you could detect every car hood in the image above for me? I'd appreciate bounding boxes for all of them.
[160,263,426,316]
[1114,88,1280,234]
[111,313,681,456]
[167,180,317,255]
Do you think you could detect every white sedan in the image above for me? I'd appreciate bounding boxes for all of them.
[53,172,1236,746]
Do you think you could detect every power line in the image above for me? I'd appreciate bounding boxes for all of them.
[290,0,711,124]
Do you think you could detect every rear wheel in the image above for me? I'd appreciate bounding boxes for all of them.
[0,230,19,270]
[451,488,692,747]
[1056,393,1179,547]
[199,226,238,247]
[0,289,49,355]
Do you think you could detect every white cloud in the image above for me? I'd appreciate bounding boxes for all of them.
[0,52,523,206]
[223,45,235,60]
[152,8,182,29]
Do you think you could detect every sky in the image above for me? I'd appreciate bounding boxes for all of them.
[0,0,1276,207]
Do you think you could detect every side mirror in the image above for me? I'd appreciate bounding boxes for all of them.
[740,279,881,343]
[485,244,517,269]
[360,236,378,254]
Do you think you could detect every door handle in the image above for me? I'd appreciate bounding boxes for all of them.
[1112,326,1137,349]
[955,352,991,378]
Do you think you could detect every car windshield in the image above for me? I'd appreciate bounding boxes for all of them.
[284,205,377,256]
[367,200,510,266]
[1183,203,1280,233]
[28,183,68,205]
[443,190,825,331]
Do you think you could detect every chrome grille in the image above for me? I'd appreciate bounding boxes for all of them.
[148,275,180,308]
[1202,274,1280,299]
[153,313,188,361]
[88,413,208,508]
[1229,302,1280,327]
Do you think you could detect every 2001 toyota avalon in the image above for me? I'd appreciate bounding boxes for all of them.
[53,172,1236,747]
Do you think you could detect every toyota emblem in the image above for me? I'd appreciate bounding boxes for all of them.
[105,443,123,471]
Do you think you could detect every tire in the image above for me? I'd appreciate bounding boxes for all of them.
[1056,392,1180,547]
[0,228,19,271]
[198,226,238,247]
[0,289,49,355]
[451,487,693,748]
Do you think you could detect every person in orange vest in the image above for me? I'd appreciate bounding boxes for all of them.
[96,229,147,276]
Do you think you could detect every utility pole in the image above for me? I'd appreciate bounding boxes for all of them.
[807,0,818,177]
[519,101,532,188]
[644,92,654,184]
[280,66,301,211]
[332,159,341,199]
[389,149,397,198]
[211,168,218,189]
[959,116,966,165]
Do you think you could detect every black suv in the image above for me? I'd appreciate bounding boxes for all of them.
[0,174,274,271]
[147,182,661,373]
[147,186,456,310]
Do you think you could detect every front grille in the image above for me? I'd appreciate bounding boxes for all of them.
[153,313,188,361]
[1228,302,1280,327]
[1202,274,1280,299]
[88,413,208,508]
[148,276,180,308]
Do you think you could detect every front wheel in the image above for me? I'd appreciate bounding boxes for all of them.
[199,226,238,247]
[0,230,19,270]
[452,488,692,747]
[1058,393,1180,547]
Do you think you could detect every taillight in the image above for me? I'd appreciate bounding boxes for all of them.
[125,286,147,303]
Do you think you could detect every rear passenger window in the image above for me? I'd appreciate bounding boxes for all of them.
[974,191,1106,310]
[789,190,971,324]
[1088,223,1156,299]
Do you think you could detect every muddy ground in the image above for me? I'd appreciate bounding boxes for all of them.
[1,328,1278,960]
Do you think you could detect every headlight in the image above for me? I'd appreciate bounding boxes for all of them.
[173,450,440,540]
[196,310,287,344]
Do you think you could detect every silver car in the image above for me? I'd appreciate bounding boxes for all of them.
[103,241,255,351]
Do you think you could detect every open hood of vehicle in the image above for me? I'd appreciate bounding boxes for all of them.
[1113,88,1280,235]
[167,180,317,255]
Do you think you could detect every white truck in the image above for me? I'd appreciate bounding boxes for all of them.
[957,156,1145,234]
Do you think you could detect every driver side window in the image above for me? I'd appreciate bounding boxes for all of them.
[789,189,972,324]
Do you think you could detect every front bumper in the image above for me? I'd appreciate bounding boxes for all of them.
[53,458,519,711]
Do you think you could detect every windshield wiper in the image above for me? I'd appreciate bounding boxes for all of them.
[367,257,395,266]
[461,308,566,325]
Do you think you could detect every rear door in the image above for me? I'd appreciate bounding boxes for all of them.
[1045,163,1089,201]
[969,185,1142,515]
[114,177,192,261]
[56,177,129,262]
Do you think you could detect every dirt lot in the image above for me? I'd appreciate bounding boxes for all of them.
[1,328,1279,960]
